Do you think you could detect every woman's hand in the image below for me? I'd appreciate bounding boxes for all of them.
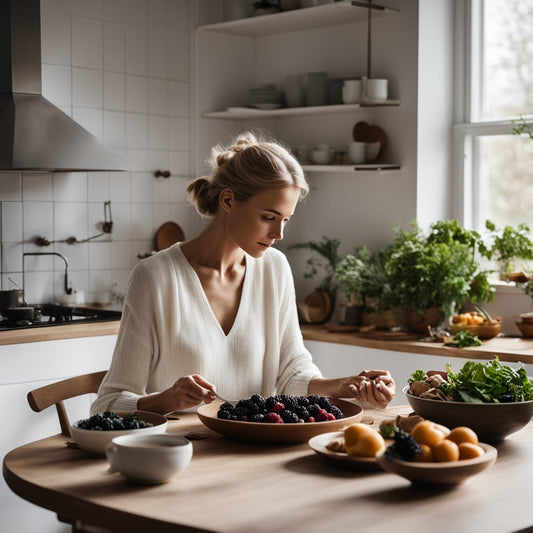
[308,370,396,409]
[138,374,217,414]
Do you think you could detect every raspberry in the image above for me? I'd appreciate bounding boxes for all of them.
[325,412,336,421]
[265,412,283,423]
[272,402,285,413]
[315,408,329,422]
[306,416,316,423]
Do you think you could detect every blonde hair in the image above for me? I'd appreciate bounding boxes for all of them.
[186,131,309,218]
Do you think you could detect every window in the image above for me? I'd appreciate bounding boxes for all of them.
[454,0,533,231]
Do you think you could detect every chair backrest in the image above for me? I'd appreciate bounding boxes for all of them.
[27,371,107,437]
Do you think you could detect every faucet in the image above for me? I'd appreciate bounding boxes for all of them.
[23,252,73,298]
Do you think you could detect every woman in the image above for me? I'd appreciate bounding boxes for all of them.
[91,132,395,416]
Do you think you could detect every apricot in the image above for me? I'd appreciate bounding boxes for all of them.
[447,426,479,445]
[414,443,434,463]
[344,423,374,449]
[458,442,485,460]
[410,420,447,448]
[433,439,460,462]
[347,431,385,458]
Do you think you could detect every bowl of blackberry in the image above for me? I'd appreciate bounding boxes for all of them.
[196,394,363,443]
[70,410,168,455]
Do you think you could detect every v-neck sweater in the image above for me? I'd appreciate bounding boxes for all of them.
[91,243,322,414]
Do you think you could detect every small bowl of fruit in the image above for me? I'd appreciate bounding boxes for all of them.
[376,420,497,485]
[449,310,501,340]
[70,410,168,456]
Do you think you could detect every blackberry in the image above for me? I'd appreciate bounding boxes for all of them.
[389,428,421,461]
[250,394,266,410]
[218,410,232,420]
[250,413,266,423]
[236,399,259,415]
[297,396,310,407]
[294,406,309,421]
[307,403,321,417]
[328,405,344,419]
[281,410,299,423]
[265,396,280,411]
[317,396,332,411]
[279,395,299,412]
[307,394,321,404]
[220,402,236,413]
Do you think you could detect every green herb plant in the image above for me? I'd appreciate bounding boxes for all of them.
[408,369,427,384]
[449,330,482,348]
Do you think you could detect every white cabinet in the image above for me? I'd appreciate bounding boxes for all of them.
[0,335,116,533]
[195,1,402,174]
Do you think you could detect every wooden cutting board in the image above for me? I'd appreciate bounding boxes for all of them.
[155,222,185,251]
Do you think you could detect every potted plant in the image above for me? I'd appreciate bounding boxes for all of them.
[386,220,494,333]
[335,244,402,328]
[286,236,341,324]
[479,220,533,281]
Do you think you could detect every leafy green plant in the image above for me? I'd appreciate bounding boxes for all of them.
[286,236,341,295]
[386,220,494,318]
[512,114,533,140]
[334,244,398,313]
[479,220,533,274]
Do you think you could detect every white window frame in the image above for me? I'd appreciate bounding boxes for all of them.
[452,0,533,231]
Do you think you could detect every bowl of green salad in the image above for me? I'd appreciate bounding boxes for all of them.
[404,356,533,442]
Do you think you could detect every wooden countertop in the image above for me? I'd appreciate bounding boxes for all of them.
[301,324,533,364]
[4,405,533,533]
[0,320,120,346]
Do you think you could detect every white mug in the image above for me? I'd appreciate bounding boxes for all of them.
[342,80,362,104]
[348,142,366,164]
[365,141,381,163]
[366,79,388,101]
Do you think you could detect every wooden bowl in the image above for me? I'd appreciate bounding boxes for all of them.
[449,322,501,340]
[403,386,533,441]
[196,399,363,444]
[516,321,533,338]
[376,443,497,485]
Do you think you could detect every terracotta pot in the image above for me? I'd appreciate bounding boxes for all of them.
[299,290,334,324]
[406,307,443,334]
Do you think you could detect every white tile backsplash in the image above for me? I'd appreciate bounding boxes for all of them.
[0,173,22,201]
[42,64,72,107]
[88,173,110,202]
[23,202,54,243]
[126,75,149,113]
[1,0,193,301]
[1,202,23,243]
[104,22,126,72]
[72,68,103,108]
[72,16,104,69]
[53,173,88,202]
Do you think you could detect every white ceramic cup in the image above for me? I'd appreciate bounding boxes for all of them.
[342,80,363,104]
[348,142,366,164]
[365,141,381,163]
[366,79,388,101]
[106,434,193,484]
[310,148,334,165]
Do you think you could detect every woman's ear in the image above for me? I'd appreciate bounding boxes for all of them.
[219,189,234,213]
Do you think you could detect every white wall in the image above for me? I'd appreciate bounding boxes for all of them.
[0,0,196,305]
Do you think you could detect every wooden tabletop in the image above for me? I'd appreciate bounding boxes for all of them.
[4,405,533,533]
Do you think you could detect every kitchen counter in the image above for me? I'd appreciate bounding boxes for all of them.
[301,324,533,364]
[0,320,120,346]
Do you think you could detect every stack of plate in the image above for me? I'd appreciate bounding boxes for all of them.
[249,84,284,109]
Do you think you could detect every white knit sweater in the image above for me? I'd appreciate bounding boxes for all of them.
[90,244,322,414]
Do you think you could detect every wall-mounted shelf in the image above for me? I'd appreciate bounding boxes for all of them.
[302,164,401,172]
[197,1,397,37]
[202,100,400,120]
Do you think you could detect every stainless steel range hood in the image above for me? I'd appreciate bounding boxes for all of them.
[0,0,128,172]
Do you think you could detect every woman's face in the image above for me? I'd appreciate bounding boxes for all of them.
[224,185,300,258]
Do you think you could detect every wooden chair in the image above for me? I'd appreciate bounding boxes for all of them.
[27,371,109,533]
[27,370,107,438]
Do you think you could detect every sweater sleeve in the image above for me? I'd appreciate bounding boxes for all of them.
[274,253,322,396]
[90,260,159,414]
